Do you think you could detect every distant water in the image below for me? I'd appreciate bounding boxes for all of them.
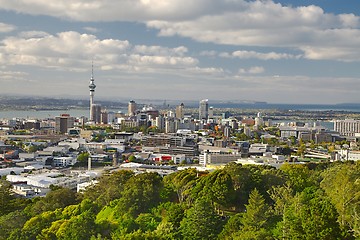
[0,103,359,120]
[0,109,126,119]
[210,103,360,112]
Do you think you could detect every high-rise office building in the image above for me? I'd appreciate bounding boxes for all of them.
[199,99,209,119]
[208,106,214,119]
[101,109,108,124]
[55,114,74,134]
[91,104,102,124]
[128,100,137,116]
[176,103,184,119]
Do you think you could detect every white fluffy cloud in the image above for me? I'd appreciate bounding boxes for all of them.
[0,22,16,32]
[0,1,359,61]
[0,31,204,74]
[0,0,224,21]
[0,1,359,103]
[145,2,360,62]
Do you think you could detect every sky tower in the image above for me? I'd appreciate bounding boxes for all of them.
[89,63,96,121]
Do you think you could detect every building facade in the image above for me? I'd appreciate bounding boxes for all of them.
[199,99,209,120]
[333,119,360,136]
[55,114,74,134]
[176,103,184,119]
[128,100,137,116]
[91,104,102,124]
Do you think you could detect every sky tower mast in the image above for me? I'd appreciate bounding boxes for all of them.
[89,62,96,121]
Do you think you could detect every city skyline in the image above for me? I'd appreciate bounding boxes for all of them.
[0,0,360,104]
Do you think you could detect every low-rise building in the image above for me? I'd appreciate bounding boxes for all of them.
[53,156,77,167]
[200,152,241,166]
[339,149,360,161]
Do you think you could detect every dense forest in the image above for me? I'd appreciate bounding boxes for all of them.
[1,162,360,239]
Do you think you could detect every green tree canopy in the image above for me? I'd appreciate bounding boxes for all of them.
[320,163,360,237]
[180,197,223,240]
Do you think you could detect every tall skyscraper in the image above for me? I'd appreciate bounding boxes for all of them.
[91,104,102,124]
[128,100,137,116]
[208,106,214,119]
[89,63,96,121]
[176,103,184,119]
[199,99,209,120]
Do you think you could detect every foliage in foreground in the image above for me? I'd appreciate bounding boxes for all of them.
[1,161,360,239]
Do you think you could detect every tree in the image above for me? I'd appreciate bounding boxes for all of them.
[0,211,28,240]
[128,155,137,162]
[77,152,90,163]
[135,213,160,232]
[191,169,235,210]
[234,133,250,141]
[218,213,243,240]
[152,202,185,230]
[83,170,134,206]
[242,189,269,229]
[180,198,223,240]
[289,136,297,146]
[55,210,97,240]
[320,163,360,238]
[277,187,342,240]
[280,163,318,193]
[223,163,264,210]
[115,172,164,217]
[27,187,78,216]
[0,179,16,216]
[18,211,59,240]
[154,221,177,239]
[28,145,40,153]
[164,168,199,203]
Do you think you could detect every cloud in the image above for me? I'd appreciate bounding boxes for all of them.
[0,0,224,21]
[199,50,218,57]
[0,1,359,61]
[83,27,100,33]
[0,70,28,81]
[0,22,16,32]
[188,66,224,75]
[145,2,360,62]
[0,31,130,71]
[133,45,188,56]
[0,0,360,61]
[18,31,51,38]
[220,50,300,60]
[238,66,265,74]
[0,30,202,74]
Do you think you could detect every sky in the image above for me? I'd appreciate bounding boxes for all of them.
[0,0,360,104]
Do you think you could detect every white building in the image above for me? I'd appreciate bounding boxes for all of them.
[199,99,209,120]
[333,119,360,136]
[200,152,242,166]
[7,171,94,190]
[53,156,77,167]
[12,184,50,198]
[339,149,360,161]
[77,180,98,192]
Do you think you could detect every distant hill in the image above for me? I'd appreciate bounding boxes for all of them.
[0,96,127,111]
